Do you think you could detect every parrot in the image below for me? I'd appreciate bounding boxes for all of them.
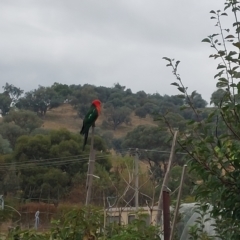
[80,99,101,151]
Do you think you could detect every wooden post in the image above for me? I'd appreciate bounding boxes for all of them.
[163,186,171,240]
[156,131,178,225]
[135,149,139,213]
[169,164,187,240]
[85,126,95,206]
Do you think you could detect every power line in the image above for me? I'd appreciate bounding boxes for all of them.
[128,148,187,155]
[0,147,188,171]
[0,155,109,170]
[0,153,92,166]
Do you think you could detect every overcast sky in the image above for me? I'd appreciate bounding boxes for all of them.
[0,0,234,102]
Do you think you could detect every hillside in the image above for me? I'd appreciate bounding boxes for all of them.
[43,103,158,138]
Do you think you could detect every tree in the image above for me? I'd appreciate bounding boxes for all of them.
[162,112,186,131]
[0,83,23,116]
[135,102,159,118]
[70,84,99,117]
[3,110,43,133]
[0,123,26,148]
[0,135,12,154]
[50,82,72,99]
[186,91,208,108]
[123,96,139,109]
[162,2,240,237]
[94,86,111,102]
[16,85,64,116]
[210,89,227,106]
[104,106,131,130]
[121,125,176,182]
[11,128,110,199]
[19,166,70,199]
[0,91,11,116]
[2,83,23,102]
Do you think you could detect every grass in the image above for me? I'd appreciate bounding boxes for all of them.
[43,104,157,138]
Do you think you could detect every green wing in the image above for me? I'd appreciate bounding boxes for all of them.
[83,105,99,127]
[80,105,99,150]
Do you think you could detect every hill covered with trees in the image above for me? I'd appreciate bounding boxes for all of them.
[0,81,208,206]
[0,81,211,152]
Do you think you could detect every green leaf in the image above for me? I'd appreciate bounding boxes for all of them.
[214,70,224,79]
[162,57,171,62]
[217,64,226,69]
[233,66,239,71]
[225,35,235,39]
[228,51,237,56]
[233,42,240,49]
[233,72,240,78]
[202,38,211,43]
[171,82,180,87]
[236,26,240,33]
[218,50,225,56]
[224,4,231,11]
[210,10,216,14]
[221,13,228,16]
[233,22,240,27]
[216,81,228,88]
[175,60,180,68]
[218,77,228,83]
[178,87,185,93]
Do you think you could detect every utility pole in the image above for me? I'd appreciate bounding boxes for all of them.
[169,164,187,240]
[135,149,139,212]
[156,130,178,225]
[163,186,171,240]
[85,126,96,206]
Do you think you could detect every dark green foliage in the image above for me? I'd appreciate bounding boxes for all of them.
[5,207,161,240]
[0,123,26,148]
[51,82,72,98]
[103,106,131,130]
[0,83,23,116]
[0,92,11,116]
[3,110,43,133]
[186,91,208,108]
[121,125,181,182]
[210,89,227,106]
[0,135,12,154]
[162,1,240,238]
[1,128,110,199]
[16,85,64,116]
[135,102,159,118]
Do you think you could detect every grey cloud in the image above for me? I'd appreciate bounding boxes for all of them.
[0,0,230,102]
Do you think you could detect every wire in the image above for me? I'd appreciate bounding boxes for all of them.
[0,155,109,170]
[0,147,188,171]
[127,148,187,155]
[0,153,92,166]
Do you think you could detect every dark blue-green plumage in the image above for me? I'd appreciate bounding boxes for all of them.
[80,104,99,151]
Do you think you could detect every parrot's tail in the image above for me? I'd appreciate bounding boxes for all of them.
[82,132,88,151]
[80,124,88,151]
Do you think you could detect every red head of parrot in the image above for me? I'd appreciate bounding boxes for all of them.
[92,99,101,115]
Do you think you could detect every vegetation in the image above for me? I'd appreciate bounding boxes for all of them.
[2,0,240,239]
[161,0,240,238]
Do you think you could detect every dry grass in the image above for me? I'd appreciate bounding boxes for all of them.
[43,104,80,132]
[42,104,157,138]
